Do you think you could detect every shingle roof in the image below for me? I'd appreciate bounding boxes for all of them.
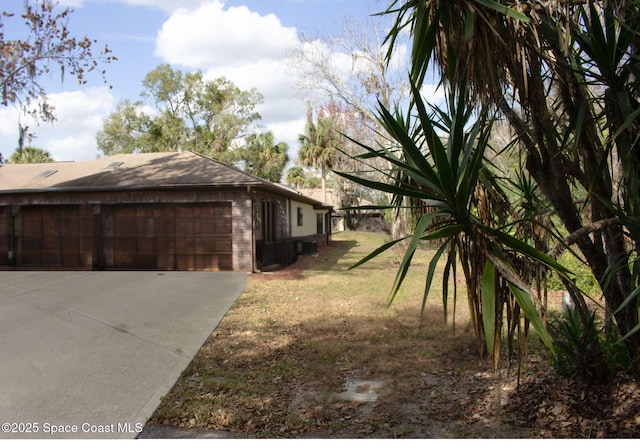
[0,152,253,189]
[0,151,327,206]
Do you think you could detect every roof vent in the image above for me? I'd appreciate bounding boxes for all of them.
[105,161,123,170]
[37,169,57,179]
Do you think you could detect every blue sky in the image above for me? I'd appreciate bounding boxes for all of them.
[0,0,421,163]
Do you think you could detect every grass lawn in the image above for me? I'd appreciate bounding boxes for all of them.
[148,231,640,438]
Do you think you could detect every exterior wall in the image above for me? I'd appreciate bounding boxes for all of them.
[0,188,253,271]
[290,199,331,248]
[232,196,253,272]
[291,200,318,238]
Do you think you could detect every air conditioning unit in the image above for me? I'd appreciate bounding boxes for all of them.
[297,240,317,255]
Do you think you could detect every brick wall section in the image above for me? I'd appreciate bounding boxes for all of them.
[232,195,254,272]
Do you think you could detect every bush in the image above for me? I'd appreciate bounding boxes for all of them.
[548,310,630,384]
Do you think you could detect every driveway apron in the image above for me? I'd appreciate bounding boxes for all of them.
[0,271,246,439]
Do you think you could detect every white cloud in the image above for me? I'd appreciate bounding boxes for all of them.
[0,87,117,162]
[420,83,446,106]
[203,58,304,122]
[155,1,298,68]
[46,135,95,162]
[49,89,115,129]
[0,108,20,139]
[268,118,306,158]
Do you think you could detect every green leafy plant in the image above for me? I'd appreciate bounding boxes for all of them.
[378,0,640,366]
[337,73,568,369]
[548,309,630,384]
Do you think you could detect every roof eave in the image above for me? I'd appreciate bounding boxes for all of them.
[0,182,329,207]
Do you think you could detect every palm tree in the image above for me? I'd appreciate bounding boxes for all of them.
[377,0,640,373]
[286,166,306,189]
[298,106,340,203]
[9,146,54,163]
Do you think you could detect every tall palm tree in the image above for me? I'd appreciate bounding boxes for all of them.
[298,107,340,203]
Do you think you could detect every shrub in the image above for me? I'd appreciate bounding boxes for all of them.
[548,310,630,384]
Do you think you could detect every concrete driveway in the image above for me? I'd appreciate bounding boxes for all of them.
[0,271,246,439]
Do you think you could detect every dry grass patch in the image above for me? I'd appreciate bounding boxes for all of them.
[149,231,526,437]
[148,231,639,438]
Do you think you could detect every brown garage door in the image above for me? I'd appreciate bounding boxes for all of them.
[105,203,232,271]
[0,207,9,266]
[18,205,92,267]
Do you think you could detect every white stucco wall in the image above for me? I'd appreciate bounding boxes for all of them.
[291,200,321,238]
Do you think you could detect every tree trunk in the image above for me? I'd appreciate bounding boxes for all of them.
[320,166,327,204]
[500,63,640,361]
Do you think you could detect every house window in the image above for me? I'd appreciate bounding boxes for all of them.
[297,207,303,226]
[316,213,323,234]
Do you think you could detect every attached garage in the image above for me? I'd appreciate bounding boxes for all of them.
[7,201,233,271]
[0,151,332,272]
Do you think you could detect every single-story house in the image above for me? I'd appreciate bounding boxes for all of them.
[0,151,332,272]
